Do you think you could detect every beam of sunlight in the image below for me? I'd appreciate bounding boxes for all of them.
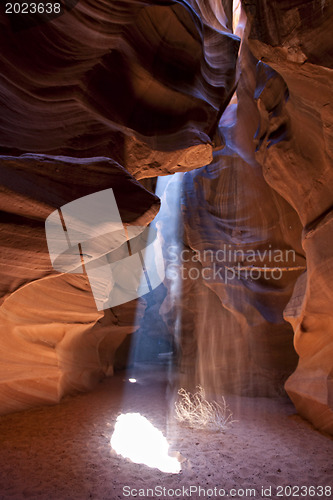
[111,413,181,474]
[155,172,184,300]
[233,0,242,35]
[115,173,185,472]
[128,172,184,369]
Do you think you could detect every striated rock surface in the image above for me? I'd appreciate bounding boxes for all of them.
[159,0,333,434]
[0,0,238,413]
[0,155,160,300]
[242,0,333,433]
[0,0,332,436]
[0,0,239,175]
[175,151,305,397]
[158,72,306,397]
[0,154,159,412]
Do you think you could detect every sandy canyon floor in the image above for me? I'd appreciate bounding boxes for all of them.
[0,364,332,500]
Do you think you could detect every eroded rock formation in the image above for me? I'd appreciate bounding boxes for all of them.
[157,0,333,433]
[0,0,332,435]
[0,0,239,169]
[0,155,160,412]
[0,0,238,413]
[244,0,333,434]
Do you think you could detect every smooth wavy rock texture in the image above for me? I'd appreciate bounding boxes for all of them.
[243,0,333,433]
[158,0,333,434]
[0,0,239,171]
[0,154,159,411]
[0,0,332,437]
[174,151,304,397]
[0,0,239,414]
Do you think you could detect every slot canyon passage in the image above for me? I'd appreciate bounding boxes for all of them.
[0,0,333,498]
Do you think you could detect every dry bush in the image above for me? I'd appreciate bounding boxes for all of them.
[174,386,234,432]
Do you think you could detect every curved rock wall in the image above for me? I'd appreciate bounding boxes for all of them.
[241,0,333,434]
[0,0,238,166]
[0,0,332,435]
[175,150,304,397]
[161,0,333,434]
[0,0,238,413]
[0,155,159,411]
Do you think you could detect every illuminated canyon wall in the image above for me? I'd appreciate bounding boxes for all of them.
[0,0,332,434]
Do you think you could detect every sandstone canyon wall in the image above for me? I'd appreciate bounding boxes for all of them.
[0,0,238,413]
[244,0,333,435]
[172,0,333,434]
[0,0,332,435]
